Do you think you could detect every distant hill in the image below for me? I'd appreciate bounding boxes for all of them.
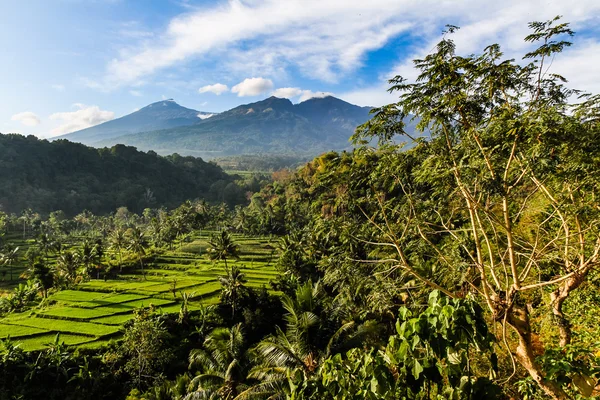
[66,96,373,159]
[0,133,242,216]
[55,99,214,145]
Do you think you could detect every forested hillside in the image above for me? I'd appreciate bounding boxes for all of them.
[0,134,247,215]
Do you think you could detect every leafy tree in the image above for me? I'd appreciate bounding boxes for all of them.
[79,239,102,279]
[122,308,172,389]
[352,17,600,399]
[55,250,81,288]
[32,262,53,298]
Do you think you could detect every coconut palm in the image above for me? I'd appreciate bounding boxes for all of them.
[207,231,239,269]
[55,250,81,287]
[127,227,149,279]
[108,228,127,271]
[0,244,19,281]
[247,281,378,398]
[218,265,248,318]
[186,324,251,400]
[79,239,101,279]
[36,233,55,259]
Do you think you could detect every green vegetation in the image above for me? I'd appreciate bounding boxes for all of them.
[0,134,249,215]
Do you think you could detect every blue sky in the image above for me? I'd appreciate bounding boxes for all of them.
[2,0,600,138]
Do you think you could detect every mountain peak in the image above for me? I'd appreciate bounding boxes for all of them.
[141,99,183,110]
[231,96,295,114]
[55,99,205,144]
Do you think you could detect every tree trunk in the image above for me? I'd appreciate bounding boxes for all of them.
[508,304,570,400]
[550,273,585,347]
[139,255,145,280]
[118,249,123,273]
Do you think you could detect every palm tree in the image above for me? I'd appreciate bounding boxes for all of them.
[108,228,126,272]
[0,244,19,281]
[186,324,251,400]
[127,227,149,279]
[36,233,56,260]
[247,281,378,398]
[79,239,101,279]
[207,231,239,269]
[56,251,81,287]
[19,209,36,239]
[219,265,248,318]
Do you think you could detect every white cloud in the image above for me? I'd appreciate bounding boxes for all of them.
[231,77,273,97]
[51,84,65,91]
[198,83,229,95]
[338,85,396,107]
[197,113,215,119]
[84,0,599,98]
[129,90,143,97]
[298,90,334,102]
[272,87,334,102]
[550,39,600,95]
[341,0,600,106]
[11,112,41,127]
[101,0,417,87]
[49,104,115,136]
[272,87,303,98]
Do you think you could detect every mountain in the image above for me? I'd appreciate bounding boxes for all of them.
[88,96,373,159]
[55,99,214,145]
[0,133,241,216]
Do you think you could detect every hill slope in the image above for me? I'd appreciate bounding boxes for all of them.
[55,99,213,145]
[91,96,373,158]
[0,133,237,216]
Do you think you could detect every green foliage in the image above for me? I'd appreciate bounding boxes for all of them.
[516,345,600,399]
[0,134,241,216]
[288,348,395,400]
[187,323,251,399]
[288,291,501,400]
[383,291,500,399]
[121,307,172,389]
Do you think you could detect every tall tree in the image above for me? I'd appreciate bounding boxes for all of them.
[79,239,101,280]
[108,228,127,272]
[186,324,251,400]
[0,244,19,282]
[207,231,240,269]
[352,17,600,399]
[218,265,248,318]
[128,227,149,279]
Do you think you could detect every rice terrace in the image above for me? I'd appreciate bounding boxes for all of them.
[0,230,279,351]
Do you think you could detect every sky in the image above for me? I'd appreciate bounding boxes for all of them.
[2,0,600,138]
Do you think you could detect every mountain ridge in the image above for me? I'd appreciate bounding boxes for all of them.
[55,99,214,144]
[60,96,374,159]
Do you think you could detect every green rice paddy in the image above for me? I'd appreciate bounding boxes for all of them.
[0,233,279,351]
